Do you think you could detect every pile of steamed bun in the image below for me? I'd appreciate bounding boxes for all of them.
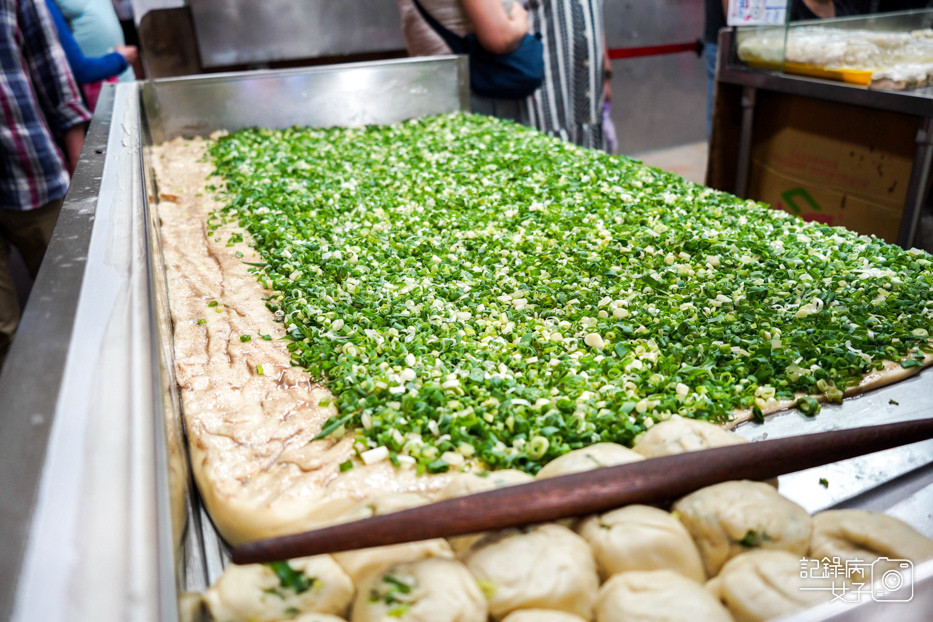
[201,417,933,622]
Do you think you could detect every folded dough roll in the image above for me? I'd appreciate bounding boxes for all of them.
[500,610,589,622]
[202,555,354,622]
[595,570,731,622]
[463,524,599,621]
[809,509,933,583]
[331,493,454,583]
[577,504,706,582]
[673,480,811,576]
[535,443,644,479]
[706,550,834,622]
[351,558,486,622]
[632,418,746,458]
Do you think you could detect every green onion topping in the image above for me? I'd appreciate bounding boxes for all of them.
[266,561,314,594]
[206,113,933,474]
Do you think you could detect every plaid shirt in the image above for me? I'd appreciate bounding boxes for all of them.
[1,0,91,211]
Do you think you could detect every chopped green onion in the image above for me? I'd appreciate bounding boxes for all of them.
[739,530,766,547]
[796,396,821,417]
[266,561,314,594]
[205,113,933,475]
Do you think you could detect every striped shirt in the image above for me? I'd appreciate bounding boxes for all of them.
[525,0,607,151]
[1,0,91,212]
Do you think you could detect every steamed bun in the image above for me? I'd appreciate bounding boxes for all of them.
[673,480,810,576]
[333,493,453,583]
[501,610,589,622]
[536,443,644,479]
[809,510,933,582]
[633,417,746,458]
[350,558,486,622]
[706,550,834,622]
[594,570,732,622]
[202,555,354,622]
[463,524,599,620]
[578,505,706,582]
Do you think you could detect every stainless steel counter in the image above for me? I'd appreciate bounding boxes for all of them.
[0,56,468,622]
[1,55,931,621]
[0,82,167,622]
[189,0,407,68]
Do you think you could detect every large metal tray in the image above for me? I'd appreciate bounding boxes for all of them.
[1,56,931,621]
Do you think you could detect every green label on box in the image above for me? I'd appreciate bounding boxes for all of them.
[781,188,822,215]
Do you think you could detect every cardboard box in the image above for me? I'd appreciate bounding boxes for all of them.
[749,160,905,243]
[747,93,917,243]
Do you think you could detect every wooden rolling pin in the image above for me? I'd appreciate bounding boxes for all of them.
[233,417,933,564]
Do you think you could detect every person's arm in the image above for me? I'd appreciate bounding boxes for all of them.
[20,0,90,138]
[61,124,84,174]
[44,0,128,84]
[461,0,529,54]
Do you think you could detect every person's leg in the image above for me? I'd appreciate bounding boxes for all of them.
[5,199,63,279]
[704,40,719,139]
[0,198,63,370]
[0,235,20,371]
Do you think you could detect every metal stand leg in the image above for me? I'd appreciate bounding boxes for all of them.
[735,86,756,199]
[897,117,933,249]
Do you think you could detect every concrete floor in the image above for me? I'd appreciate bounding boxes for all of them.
[632,141,709,186]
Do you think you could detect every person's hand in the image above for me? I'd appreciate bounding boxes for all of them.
[508,1,529,34]
[115,44,138,65]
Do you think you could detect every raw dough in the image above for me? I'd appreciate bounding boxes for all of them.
[501,610,588,622]
[577,504,706,582]
[462,524,599,621]
[331,493,454,583]
[535,443,644,479]
[594,570,731,622]
[350,558,486,622]
[633,417,747,458]
[706,550,834,622]
[673,480,811,576]
[809,509,933,583]
[202,555,354,622]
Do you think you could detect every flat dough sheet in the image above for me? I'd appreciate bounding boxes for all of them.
[152,136,932,544]
[153,137,454,545]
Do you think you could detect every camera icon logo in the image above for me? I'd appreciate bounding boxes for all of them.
[871,558,913,602]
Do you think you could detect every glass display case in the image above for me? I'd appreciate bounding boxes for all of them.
[708,11,933,252]
[734,8,933,90]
